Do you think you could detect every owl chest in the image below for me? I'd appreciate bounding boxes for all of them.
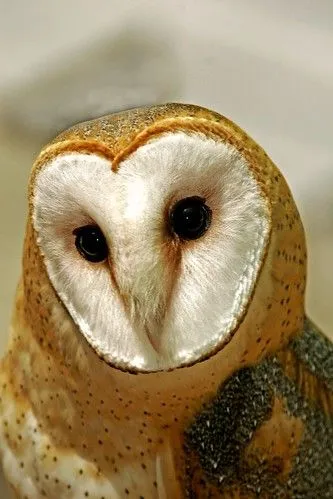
[0,390,185,498]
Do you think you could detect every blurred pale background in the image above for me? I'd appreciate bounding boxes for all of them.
[0,0,332,495]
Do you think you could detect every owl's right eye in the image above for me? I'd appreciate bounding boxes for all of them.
[169,196,212,241]
[73,225,109,263]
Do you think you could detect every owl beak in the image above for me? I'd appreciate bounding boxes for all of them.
[144,324,161,353]
[118,290,164,354]
[109,240,175,356]
[136,312,164,354]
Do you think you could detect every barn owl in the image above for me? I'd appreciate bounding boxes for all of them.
[0,103,332,498]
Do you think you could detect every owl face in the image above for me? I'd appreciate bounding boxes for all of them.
[32,130,270,372]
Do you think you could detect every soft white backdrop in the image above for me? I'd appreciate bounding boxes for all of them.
[0,1,332,495]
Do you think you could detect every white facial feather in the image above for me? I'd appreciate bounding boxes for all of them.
[33,132,270,371]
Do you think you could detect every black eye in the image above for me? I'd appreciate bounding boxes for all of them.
[73,225,108,263]
[169,196,212,241]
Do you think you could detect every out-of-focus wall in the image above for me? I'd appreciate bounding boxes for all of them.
[0,0,332,495]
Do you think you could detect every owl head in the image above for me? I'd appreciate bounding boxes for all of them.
[23,104,306,373]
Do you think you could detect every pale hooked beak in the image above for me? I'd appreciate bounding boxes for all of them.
[117,288,166,355]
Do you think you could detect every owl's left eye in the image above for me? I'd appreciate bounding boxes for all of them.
[73,225,108,263]
[169,196,212,241]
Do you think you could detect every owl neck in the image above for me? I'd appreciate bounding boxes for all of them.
[5,277,306,488]
[12,293,296,432]
[11,259,305,460]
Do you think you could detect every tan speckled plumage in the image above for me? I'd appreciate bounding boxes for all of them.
[0,103,332,498]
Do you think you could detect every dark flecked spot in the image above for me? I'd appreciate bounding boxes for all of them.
[291,317,333,391]
[184,317,333,497]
